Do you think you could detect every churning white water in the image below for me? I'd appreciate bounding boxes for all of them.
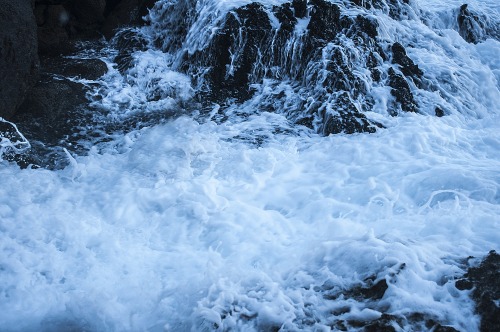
[1,0,499,331]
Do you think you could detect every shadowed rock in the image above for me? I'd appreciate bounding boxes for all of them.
[0,0,39,120]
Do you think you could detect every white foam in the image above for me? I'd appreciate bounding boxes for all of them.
[1,110,499,330]
[1,0,500,331]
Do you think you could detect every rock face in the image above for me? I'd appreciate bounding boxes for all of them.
[170,0,425,134]
[0,0,39,120]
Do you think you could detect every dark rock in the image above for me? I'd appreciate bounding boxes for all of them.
[320,93,379,135]
[10,53,105,167]
[363,314,401,332]
[0,0,39,120]
[455,278,473,290]
[178,1,386,133]
[37,28,71,55]
[355,15,379,39]
[308,0,341,41]
[274,3,297,33]
[0,120,29,149]
[460,251,500,332]
[388,67,418,113]
[435,107,445,117]
[391,42,423,81]
[292,0,307,18]
[457,4,484,44]
[434,325,461,332]
[41,56,108,80]
[351,0,412,19]
[187,3,272,102]
[36,4,72,55]
[69,0,106,25]
[112,28,149,73]
[102,0,156,39]
[149,0,197,52]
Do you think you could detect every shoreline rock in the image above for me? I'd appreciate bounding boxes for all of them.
[0,0,39,120]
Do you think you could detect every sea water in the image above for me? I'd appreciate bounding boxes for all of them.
[1,0,499,331]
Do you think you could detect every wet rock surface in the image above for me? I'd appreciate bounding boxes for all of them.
[10,53,107,168]
[177,0,427,135]
[457,4,500,44]
[0,0,39,120]
[456,251,500,332]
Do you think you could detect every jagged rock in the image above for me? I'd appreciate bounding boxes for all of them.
[308,0,341,42]
[148,0,197,52]
[435,107,445,117]
[456,251,500,332]
[391,42,423,82]
[457,4,484,44]
[0,0,39,120]
[170,1,433,135]
[187,3,273,102]
[388,67,418,113]
[273,3,297,33]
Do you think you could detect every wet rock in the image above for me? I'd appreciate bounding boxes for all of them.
[355,15,379,39]
[102,0,156,39]
[435,107,445,117]
[456,251,500,332]
[10,54,106,167]
[388,67,418,113]
[457,4,484,44]
[112,28,149,73]
[391,42,423,82]
[308,0,341,42]
[320,93,379,135]
[292,0,307,18]
[39,56,108,80]
[188,3,272,102]
[351,0,412,19]
[0,0,39,120]
[363,314,401,332]
[174,0,427,135]
[149,0,197,52]
[273,3,297,33]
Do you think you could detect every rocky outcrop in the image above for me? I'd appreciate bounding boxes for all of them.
[0,0,39,120]
[172,0,425,135]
